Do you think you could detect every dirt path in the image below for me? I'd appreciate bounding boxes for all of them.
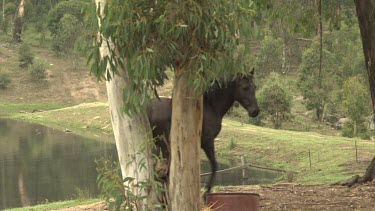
[220,183,375,211]
[52,183,375,210]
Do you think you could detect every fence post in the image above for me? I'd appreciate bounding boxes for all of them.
[241,156,247,180]
[355,140,358,162]
[309,149,312,168]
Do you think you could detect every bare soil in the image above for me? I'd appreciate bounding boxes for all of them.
[220,183,375,211]
[51,183,375,211]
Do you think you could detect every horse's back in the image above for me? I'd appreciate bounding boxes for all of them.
[148,97,172,125]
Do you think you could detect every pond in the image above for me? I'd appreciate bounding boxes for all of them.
[0,119,116,210]
[0,119,282,210]
[201,158,283,187]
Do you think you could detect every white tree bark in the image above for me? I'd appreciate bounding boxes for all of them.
[169,70,203,211]
[96,0,155,208]
[18,0,25,17]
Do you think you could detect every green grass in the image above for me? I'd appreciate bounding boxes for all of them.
[0,103,65,116]
[216,119,374,184]
[9,102,113,139]
[4,199,100,211]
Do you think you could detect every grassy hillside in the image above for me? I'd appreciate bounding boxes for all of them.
[9,102,374,184]
[217,119,374,184]
[0,32,107,106]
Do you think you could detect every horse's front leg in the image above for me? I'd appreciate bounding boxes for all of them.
[202,139,217,195]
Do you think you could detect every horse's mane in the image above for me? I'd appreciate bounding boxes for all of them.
[204,76,236,105]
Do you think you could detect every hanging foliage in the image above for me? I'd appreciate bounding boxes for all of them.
[88,0,256,115]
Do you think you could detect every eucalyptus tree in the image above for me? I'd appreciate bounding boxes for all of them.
[258,0,317,75]
[91,0,255,209]
[342,76,371,137]
[47,0,87,56]
[298,39,335,120]
[335,0,375,187]
[13,0,25,42]
[353,0,375,184]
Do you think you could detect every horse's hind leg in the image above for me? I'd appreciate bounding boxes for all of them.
[202,139,217,194]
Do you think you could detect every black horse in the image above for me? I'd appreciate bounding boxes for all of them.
[147,68,260,193]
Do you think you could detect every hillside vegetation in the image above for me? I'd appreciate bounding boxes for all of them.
[0,1,373,186]
[1,26,373,185]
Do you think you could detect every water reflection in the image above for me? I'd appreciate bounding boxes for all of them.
[0,119,281,210]
[0,119,117,210]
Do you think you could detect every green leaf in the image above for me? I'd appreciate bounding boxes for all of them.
[146,48,154,53]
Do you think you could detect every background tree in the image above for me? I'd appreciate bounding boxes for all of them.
[1,2,16,33]
[334,0,375,187]
[48,0,87,56]
[13,0,25,42]
[258,0,317,75]
[342,76,371,138]
[51,14,82,57]
[298,39,335,120]
[254,35,283,80]
[322,26,367,121]
[257,72,293,129]
[353,0,375,184]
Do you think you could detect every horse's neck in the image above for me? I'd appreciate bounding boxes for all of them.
[205,85,235,118]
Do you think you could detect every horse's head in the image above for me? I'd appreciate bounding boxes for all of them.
[234,68,260,117]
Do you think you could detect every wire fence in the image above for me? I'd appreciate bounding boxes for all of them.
[200,140,375,182]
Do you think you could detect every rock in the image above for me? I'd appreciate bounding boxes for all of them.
[335,118,350,130]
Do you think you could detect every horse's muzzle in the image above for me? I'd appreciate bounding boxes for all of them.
[248,108,260,117]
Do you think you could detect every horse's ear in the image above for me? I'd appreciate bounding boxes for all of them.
[250,67,255,76]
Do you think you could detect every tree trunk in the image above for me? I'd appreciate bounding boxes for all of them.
[13,0,25,43]
[318,0,322,88]
[360,157,375,182]
[355,0,375,117]
[169,70,203,211]
[281,25,289,74]
[335,2,341,30]
[96,0,155,207]
[2,0,5,20]
[353,0,375,184]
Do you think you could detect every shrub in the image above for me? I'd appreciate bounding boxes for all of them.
[0,73,11,89]
[342,121,370,140]
[18,43,34,68]
[96,158,165,210]
[258,73,293,129]
[73,187,91,201]
[29,60,47,83]
[226,139,237,150]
